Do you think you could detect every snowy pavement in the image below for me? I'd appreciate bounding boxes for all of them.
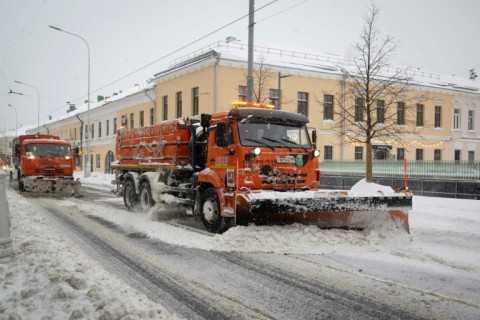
[1,173,480,319]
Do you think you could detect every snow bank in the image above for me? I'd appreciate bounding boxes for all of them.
[0,189,179,320]
[349,178,396,196]
[74,172,115,191]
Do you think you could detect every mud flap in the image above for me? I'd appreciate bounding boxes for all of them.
[235,191,411,233]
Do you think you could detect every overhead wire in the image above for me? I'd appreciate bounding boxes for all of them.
[57,0,279,112]
[33,0,311,121]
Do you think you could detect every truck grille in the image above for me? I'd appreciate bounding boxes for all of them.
[35,168,66,176]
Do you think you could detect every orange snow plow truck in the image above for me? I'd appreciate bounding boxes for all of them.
[112,102,411,233]
[12,134,81,196]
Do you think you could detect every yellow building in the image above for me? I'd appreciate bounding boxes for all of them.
[27,40,480,173]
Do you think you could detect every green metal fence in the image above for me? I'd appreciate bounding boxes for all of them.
[320,160,480,181]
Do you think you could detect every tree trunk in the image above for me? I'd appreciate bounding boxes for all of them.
[366,142,373,182]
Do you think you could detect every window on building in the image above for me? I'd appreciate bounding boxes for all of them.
[297,92,308,116]
[74,128,77,141]
[324,146,333,160]
[106,120,110,136]
[323,94,334,120]
[130,113,134,129]
[355,146,363,160]
[434,149,442,161]
[468,110,474,131]
[416,104,424,127]
[90,123,94,139]
[455,149,461,161]
[416,148,424,161]
[150,108,154,125]
[192,87,199,116]
[162,95,168,121]
[269,88,279,109]
[85,125,88,139]
[376,100,385,124]
[238,85,247,101]
[468,151,475,162]
[96,154,100,169]
[98,122,102,138]
[397,148,405,160]
[397,102,405,125]
[176,91,182,118]
[140,110,145,127]
[113,118,117,133]
[354,97,364,122]
[453,109,460,130]
[434,106,442,128]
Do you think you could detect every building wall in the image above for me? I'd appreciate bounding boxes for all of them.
[23,50,480,173]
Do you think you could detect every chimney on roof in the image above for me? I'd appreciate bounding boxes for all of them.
[67,104,76,113]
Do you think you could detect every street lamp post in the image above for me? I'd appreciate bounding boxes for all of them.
[7,104,17,138]
[277,72,292,110]
[13,80,40,133]
[0,119,4,154]
[49,25,91,177]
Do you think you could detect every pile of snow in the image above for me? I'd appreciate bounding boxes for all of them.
[349,178,396,196]
[74,172,116,190]
[0,190,178,320]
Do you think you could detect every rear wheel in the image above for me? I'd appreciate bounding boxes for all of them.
[139,181,155,211]
[200,188,230,233]
[123,180,138,210]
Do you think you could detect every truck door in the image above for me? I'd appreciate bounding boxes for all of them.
[211,121,237,188]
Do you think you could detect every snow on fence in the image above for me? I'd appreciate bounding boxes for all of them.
[320,160,480,181]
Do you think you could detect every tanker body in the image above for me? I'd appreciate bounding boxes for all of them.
[113,102,411,233]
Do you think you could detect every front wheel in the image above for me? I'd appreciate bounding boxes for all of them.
[200,188,230,233]
[139,181,155,211]
[123,180,138,210]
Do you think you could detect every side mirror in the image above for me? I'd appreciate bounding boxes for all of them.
[311,129,317,148]
[201,114,211,131]
[216,123,229,147]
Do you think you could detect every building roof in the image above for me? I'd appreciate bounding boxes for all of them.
[159,40,480,94]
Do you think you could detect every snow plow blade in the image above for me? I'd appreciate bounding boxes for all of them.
[23,177,82,197]
[235,190,411,233]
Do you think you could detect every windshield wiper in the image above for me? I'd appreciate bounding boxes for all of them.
[262,136,292,151]
[280,138,308,151]
[244,137,274,150]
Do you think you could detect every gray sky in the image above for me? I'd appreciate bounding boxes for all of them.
[1,0,479,131]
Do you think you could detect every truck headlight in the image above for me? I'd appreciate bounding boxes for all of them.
[250,147,261,155]
[312,150,320,157]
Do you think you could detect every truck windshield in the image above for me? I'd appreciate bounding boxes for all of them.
[238,121,311,148]
[25,144,70,157]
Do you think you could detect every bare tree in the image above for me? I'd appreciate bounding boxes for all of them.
[327,3,420,182]
[252,56,274,103]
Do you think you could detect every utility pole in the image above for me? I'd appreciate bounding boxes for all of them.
[246,0,255,102]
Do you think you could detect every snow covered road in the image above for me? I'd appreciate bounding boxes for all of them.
[27,195,422,319]
[2,175,480,319]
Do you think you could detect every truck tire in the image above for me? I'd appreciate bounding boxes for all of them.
[139,181,155,210]
[200,188,230,233]
[123,180,138,210]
